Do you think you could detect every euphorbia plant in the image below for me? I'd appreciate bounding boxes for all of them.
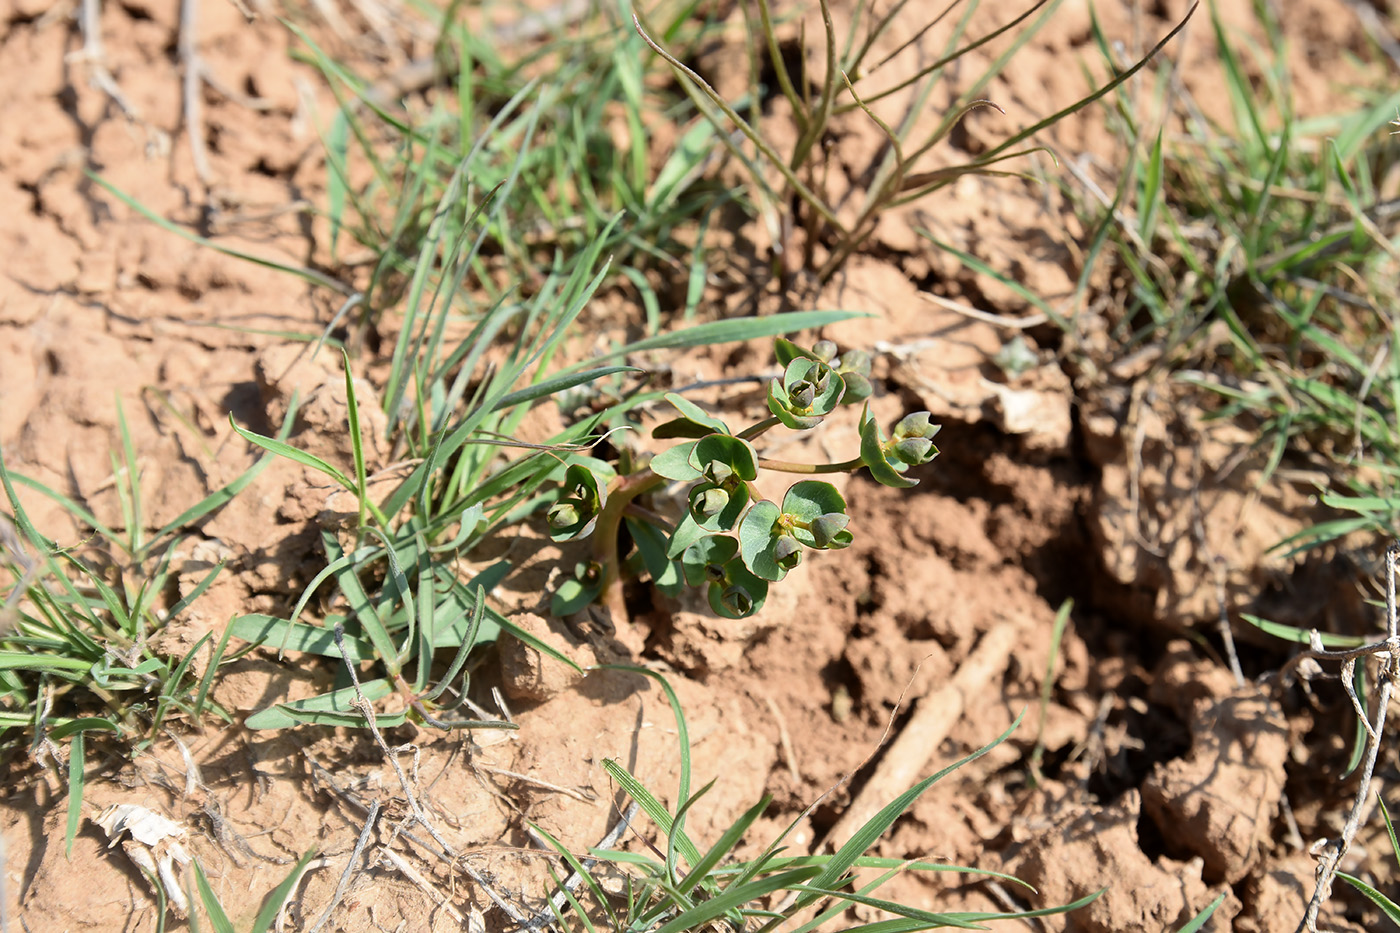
[549,338,939,620]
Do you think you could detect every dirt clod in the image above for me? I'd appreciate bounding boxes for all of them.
[1001,787,1240,932]
[1142,689,1290,884]
[499,613,590,701]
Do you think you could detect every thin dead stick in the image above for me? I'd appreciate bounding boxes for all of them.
[330,628,532,925]
[984,878,1046,933]
[303,746,520,918]
[917,291,1049,331]
[332,626,452,855]
[762,693,801,782]
[306,798,381,933]
[73,0,142,120]
[1293,541,1400,933]
[274,857,334,933]
[178,0,212,184]
[1280,789,1305,853]
[1212,560,1245,688]
[820,621,1020,850]
[380,848,467,926]
[479,767,596,803]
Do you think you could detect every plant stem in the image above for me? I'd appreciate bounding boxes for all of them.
[737,416,782,441]
[631,11,846,233]
[594,470,666,625]
[758,456,864,474]
[622,502,673,533]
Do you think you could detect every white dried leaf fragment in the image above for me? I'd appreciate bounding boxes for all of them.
[93,804,193,918]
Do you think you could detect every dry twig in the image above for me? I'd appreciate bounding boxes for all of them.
[820,621,1019,849]
[380,848,468,926]
[306,799,380,933]
[1291,542,1400,932]
[72,0,142,121]
[178,0,211,184]
[331,625,532,925]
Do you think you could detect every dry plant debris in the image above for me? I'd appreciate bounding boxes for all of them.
[93,803,194,918]
[1286,542,1400,931]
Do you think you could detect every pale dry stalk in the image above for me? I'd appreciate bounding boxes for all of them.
[332,625,532,925]
[1292,541,1400,932]
[820,620,1020,849]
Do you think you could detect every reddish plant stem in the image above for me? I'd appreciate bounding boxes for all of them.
[737,416,782,442]
[593,470,666,625]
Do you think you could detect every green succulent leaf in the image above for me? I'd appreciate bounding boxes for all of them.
[773,337,819,366]
[680,535,740,587]
[768,379,822,430]
[859,403,918,489]
[837,348,871,376]
[651,441,703,482]
[668,393,730,432]
[652,419,719,440]
[772,534,803,569]
[707,561,769,619]
[768,358,845,430]
[692,484,731,519]
[837,370,873,404]
[890,410,940,467]
[738,499,789,582]
[891,436,935,466]
[552,563,602,616]
[689,481,750,532]
[547,500,582,529]
[688,434,759,482]
[776,339,872,405]
[628,518,684,597]
[781,480,847,523]
[548,464,606,541]
[666,511,711,559]
[653,393,730,439]
[776,481,854,549]
[894,411,940,441]
[809,512,853,549]
[836,350,873,403]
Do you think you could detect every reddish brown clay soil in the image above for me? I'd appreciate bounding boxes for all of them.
[2,0,1398,931]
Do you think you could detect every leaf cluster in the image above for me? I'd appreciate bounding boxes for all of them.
[549,338,940,619]
[224,282,870,725]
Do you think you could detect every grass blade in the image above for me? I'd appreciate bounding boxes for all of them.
[192,858,237,933]
[797,710,1026,909]
[89,174,352,296]
[65,731,85,859]
[250,848,319,933]
[562,311,870,373]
